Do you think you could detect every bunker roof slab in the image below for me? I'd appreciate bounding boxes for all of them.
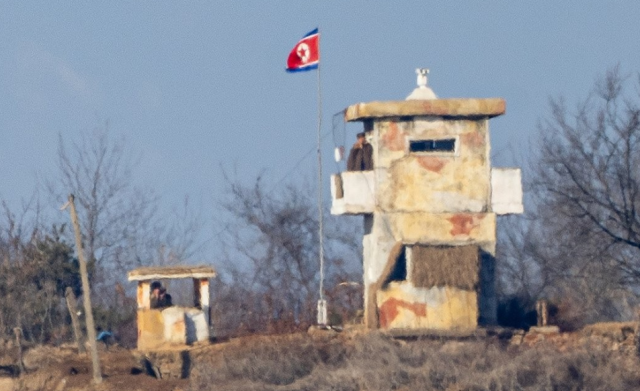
[344,98,505,122]
[128,265,216,281]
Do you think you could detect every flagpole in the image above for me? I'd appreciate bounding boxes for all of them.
[316,27,326,325]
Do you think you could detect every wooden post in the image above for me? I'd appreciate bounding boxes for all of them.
[13,327,24,376]
[536,299,548,327]
[67,194,102,384]
[137,281,151,309]
[65,287,86,353]
[195,278,210,326]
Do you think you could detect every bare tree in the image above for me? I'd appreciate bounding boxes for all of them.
[47,124,204,287]
[500,66,640,327]
[212,174,362,335]
[49,124,157,274]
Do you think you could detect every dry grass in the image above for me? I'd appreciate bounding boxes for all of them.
[411,245,479,290]
[189,332,640,391]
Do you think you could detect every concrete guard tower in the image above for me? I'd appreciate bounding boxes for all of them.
[331,69,523,333]
[128,265,216,350]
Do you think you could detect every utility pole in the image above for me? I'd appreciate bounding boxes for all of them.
[65,194,102,383]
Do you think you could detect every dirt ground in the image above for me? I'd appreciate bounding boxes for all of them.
[1,345,187,391]
[2,323,640,391]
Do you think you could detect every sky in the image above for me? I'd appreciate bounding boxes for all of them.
[2,1,640,257]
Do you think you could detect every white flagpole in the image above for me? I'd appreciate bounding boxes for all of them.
[316,28,327,326]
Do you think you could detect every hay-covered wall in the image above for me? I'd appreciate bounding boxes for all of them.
[410,245,479,290]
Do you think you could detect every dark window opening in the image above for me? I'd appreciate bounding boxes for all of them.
[410,138,456,153]
[385,247,407,284]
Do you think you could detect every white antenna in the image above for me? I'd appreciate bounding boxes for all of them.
[406,68,437,100]
[416,68,429,88]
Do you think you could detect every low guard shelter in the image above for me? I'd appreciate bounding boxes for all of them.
[128,265,216,350]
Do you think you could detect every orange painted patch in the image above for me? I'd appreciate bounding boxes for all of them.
[417,156,446,172]
[379,297,427,328]
[447,214,485,236]
[382,122,405,151]
[173,319,186,334]
[461,132,485,149]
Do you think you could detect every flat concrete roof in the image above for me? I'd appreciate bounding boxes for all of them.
[128,265,216,281]
[344,98,506,122]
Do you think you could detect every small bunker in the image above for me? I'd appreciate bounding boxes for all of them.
[128,265,216,350]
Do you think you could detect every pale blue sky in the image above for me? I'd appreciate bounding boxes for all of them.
[2,1,640,250]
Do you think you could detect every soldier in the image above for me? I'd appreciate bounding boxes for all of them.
[158,287,173,308]
[347,132,373,171]
[149,281,172,309]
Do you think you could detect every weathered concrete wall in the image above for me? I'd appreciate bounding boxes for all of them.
[363,114,497,330]
[362,213,495,281]
[361,211,496,329]
[375,119,491,214]
[330,171,376,215]
[137,307,209,350]
[185,309,209,344]
[163,307,187,345]
[491,167,524,214]
[389,212,496,245]
[377,282,477,330]
[138,309,164,350]
[337,97,518,332]
[371,244,495,331]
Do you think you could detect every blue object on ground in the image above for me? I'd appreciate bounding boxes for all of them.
[96,331,113,341]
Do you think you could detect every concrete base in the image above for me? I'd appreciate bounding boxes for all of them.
[138,307,209,350]
[529,326,560,334]
[386,326,516,340]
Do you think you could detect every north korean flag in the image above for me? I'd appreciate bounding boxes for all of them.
[286,28,319,72]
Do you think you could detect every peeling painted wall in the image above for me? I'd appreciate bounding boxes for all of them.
[333,98,518,332]
[163,307,188,345]
[137,309,164,350]
[377,282,477,330]
[366,105,497,331]
[330,171,376,215]
[137,307,209,350]
[366,114,496,330]
[375,119,491,214]
[491,168,524,214]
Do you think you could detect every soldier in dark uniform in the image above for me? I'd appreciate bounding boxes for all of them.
[158,287,173,308]
[150,281,173,309]
[347,132,373,171]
